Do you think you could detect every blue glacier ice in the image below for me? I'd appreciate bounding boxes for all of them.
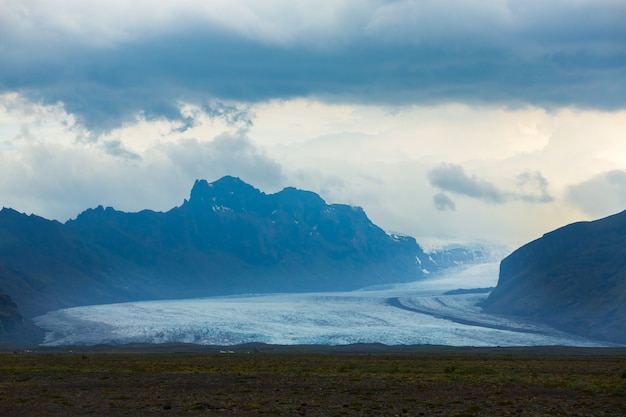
[34,263,608,347]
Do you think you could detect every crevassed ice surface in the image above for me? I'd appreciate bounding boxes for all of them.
[34,263,608,347]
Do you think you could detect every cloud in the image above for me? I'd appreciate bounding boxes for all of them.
[171,100,254,134]
[4,1,624,51]
[433,193,456,211]
[516,171,553,203]
[566,170,626,218]
[163,130,284,191]
[1,1,625,131]
[428,163,506,204]
[102,140,142,161]
[0,91,622,247]
[201,101,254,129]
[428,163,553,205]
[0,108,284,221]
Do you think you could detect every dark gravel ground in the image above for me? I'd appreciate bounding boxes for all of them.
[1,344,625,416]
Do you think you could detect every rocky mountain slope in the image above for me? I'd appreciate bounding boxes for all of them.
[0,289,21,336]
[0,176,487,343]
[481,210,626,345]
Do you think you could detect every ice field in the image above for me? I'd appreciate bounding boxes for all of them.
[34,263,608,347]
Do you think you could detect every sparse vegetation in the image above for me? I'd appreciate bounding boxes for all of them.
[0,345,625,416]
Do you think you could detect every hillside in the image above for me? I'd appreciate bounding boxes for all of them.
[0,289,21,337]
[0,176,487,342]
[481,210,626,344]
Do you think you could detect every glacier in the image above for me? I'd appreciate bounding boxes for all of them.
[34,263,609,347]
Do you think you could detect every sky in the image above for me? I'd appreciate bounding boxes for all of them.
[1,0,625,248]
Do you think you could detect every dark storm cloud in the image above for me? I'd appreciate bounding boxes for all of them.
[428,163,553,205]
[1,1,625,131]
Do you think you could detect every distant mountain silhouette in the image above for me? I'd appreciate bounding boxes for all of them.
[0,176,488,342]
[481,210,626,344]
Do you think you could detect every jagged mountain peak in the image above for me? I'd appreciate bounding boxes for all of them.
[192,176,259,196]
[188,176,264,210]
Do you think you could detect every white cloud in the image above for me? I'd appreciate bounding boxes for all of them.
[0,0,373,47]
[1,93,626,246]
[253,101,553,162]
[3,0,623,51]
[0,94,283,220]
[567,170,626,218]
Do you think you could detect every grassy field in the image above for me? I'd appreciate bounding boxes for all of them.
[1,344,625,416]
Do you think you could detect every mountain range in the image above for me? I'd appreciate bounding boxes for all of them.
[0,176,488,343]
[482,210,626,345]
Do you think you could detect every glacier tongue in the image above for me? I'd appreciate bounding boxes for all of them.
[34,263,607,347]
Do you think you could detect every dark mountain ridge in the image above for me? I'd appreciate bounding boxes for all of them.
[481,210,626,345]
[0,176,485,342]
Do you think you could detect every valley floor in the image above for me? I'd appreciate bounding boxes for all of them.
[1,345,625,416]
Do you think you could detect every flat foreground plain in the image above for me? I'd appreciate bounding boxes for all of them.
[1,344,625,416]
